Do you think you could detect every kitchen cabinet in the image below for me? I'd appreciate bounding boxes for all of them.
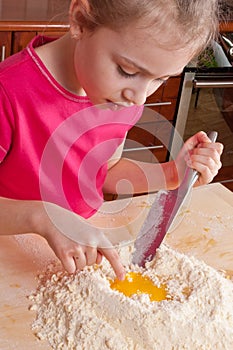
[0,27,68,58]
[0,32,11,61]
[12,31,37,54]
[124,77,181,163]
[0,0,70,57]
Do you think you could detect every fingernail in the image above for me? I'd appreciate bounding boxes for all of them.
[118,272,125,281]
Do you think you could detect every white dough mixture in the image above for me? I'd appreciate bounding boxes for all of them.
[29,244,233,350]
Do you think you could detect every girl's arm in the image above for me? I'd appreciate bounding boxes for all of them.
[0,197,125,280]
[104,158,178,195]
[103,131,223,194]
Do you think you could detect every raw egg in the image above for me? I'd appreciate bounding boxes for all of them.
[110,272,167,302]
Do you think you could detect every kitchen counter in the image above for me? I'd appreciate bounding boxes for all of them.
[0,183,232,349]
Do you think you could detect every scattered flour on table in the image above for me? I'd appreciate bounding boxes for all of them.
[28,244,233,350]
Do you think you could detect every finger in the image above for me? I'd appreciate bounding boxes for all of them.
[85,246,98,266]
[100,247,125,280]
[96,251,103,265]
[193,143,222,154]
[216,142,224,155]
[196,131,212,143]
[188,156,218,176]
[185,131,208,151]
[73,250,87,271]
[189,158,218,185]
[189,153,222,172]
[179,132,208,163]
[193,163,214,185]
[196,141,224,155]
[61,255,77,274]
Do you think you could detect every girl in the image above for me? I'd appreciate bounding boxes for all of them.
[0,0,223,280]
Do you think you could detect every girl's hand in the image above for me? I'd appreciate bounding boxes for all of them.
[46,228,125,280]
[36,202,126,280]
[175,131,223,186]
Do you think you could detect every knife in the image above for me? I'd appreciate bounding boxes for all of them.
[132,131,218,267]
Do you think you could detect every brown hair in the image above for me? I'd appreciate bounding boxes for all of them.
[74,0,220,56]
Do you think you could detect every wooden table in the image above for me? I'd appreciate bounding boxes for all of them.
[0,183,232,349]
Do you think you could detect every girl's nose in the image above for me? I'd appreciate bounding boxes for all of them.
[122,78,163,106]
[122,88,148,106]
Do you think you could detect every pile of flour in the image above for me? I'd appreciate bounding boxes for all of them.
[28,244,233,350]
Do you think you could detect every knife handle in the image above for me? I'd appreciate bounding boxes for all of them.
[181,131,218,190]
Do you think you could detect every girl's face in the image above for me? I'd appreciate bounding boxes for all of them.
[72,23,191,106]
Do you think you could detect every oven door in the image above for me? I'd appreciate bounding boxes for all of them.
[171,70,233,186]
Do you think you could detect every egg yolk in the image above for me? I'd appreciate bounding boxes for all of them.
[110,272,167,302]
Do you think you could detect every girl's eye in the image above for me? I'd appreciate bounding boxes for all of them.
[117,65,137,78]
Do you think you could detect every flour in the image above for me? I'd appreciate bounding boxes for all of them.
[28,244,233,350]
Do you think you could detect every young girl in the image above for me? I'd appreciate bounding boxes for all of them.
[0,0,223,280]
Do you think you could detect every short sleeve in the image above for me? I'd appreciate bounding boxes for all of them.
[107,133,126,169]
[0,83,14,162]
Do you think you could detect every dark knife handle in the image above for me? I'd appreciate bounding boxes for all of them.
[181,131,218,190]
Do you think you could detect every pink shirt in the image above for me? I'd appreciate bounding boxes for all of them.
[0,36,143,218]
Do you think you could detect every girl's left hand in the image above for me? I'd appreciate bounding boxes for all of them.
[176,131,223,186]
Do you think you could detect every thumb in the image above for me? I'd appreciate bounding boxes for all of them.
[195,131,212,146]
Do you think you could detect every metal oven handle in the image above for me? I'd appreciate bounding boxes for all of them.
[193,79,233,88]
[1,45,6,62]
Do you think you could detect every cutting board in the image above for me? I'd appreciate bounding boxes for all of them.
[0,183,232,349]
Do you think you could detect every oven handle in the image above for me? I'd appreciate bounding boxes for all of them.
[193,79,233,88]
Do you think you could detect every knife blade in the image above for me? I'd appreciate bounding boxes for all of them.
[132,131,218,267]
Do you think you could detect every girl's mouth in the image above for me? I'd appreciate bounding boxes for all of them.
[106,100,135,110]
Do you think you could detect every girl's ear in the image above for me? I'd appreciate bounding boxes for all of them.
[69,0,90,39]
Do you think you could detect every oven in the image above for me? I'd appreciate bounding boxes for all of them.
[171,37,233,187]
